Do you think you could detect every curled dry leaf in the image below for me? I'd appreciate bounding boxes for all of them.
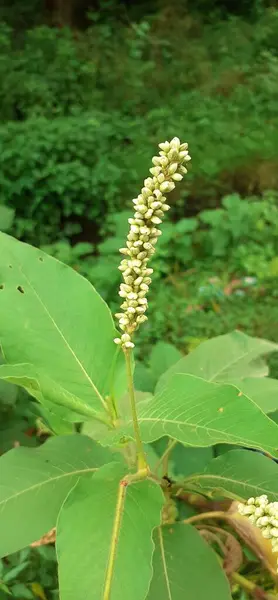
[223,532,243,575]
[30,527,56,547]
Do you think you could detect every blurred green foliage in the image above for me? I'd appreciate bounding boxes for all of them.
[0,10,278,243]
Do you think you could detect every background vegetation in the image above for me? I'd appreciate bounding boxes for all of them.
[0,0,278,598]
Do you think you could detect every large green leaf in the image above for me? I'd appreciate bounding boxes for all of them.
[0,363,100,422]
[0,434,114,557]
[231,377,278,415]
[184,449,278,501]
[149,342,183,383]
[0,233,125,421]
[156,331,278,393]
[57,462,164,600]
[147,524,232,600]
[106,374,278,457]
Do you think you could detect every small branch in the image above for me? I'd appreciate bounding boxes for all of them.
[231,570,276,599]
[124,349,148,471]
[183,511,232,526]
[154,439,177,476]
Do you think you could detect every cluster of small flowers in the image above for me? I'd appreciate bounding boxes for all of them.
[238,495,278,568]
[114,137,190,350]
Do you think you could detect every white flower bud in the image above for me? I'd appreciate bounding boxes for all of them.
[178,166,188,174]
[270,528,278,538]
[151,216,162,224]
[121,333,131,342]
[137,251,148,260]
[160,181,175,193]
[159,156,169,168]
[170,136,181,147]
[142,187,152,198]
[114,338,122,344]
[172,173,183,181]
[140,226,150,235]
[123,268,132,277]
[168,149,179,161]
[153,189,163,199]
[136,315,148,324]
[137,205,148,214]
[157,173,165,184]
[149,166,161,177]
[159,141,171,152]
[262,527,272,539]
[124,341,135,349]
[136,306,146,313]
[144,177,154,188]
[168,162,178,175]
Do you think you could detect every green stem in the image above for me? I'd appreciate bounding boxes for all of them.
[183,511,231,525]
[103,480,127,600]
[230,568,276,599]
[154,439,177,476]
[124,349,148,471]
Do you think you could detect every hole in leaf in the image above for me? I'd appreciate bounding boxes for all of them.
[17,285,25,294]
[9,265,12,269]
[39,257,43,262]
[0,284,4,290]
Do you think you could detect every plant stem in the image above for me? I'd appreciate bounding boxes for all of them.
[183,510,232,525]
[103,480,127,600]
[231,570,276,599]
[154,439,177,476]
[124,349,148,471]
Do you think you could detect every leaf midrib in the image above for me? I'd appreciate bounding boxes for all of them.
[158,527,173,600]
[0,465,97,505]
[183,472,278,500]
[135,415,276,453]
[13,249,107,410]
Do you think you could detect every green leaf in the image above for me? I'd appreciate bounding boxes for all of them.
[156,331,278,393]
[0,363,99,421]
[0,233,125,422]
[149,342,182,383]
[3,562,29,584]
[57,463,164,600]
[106,374,278,457]
[184,449,278,501]
[147,524,232,600]
[0,434,114,557]
[231,377,278,415]
[134,362,156,393]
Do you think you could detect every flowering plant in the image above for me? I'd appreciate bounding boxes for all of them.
[0,139,277,599]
